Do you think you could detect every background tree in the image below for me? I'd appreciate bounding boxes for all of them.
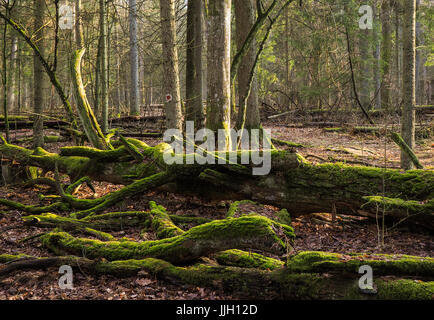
[401,0,417,170]
[160,0,182,132]
[206,0,232,148]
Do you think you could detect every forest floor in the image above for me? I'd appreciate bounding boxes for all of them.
[0,120,432,300]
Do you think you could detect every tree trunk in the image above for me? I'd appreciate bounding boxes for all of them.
[186,0,204,128]
[99,0,109,133]
[75,0,84,49]
[70,49,110,150]
[359,28,371,110]
[372,0,382,109]
[33,0,48,148]
[401,0,416,170]
[206,0,232,147]
[129,0,141,116]
[7,35,18,113]
[234,0,261,130]
[159,0,183,132]
[381,0,392,109]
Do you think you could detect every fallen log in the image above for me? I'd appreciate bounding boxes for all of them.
[0,136,432,228]
[40,216,295,264]
[1,251,432,299]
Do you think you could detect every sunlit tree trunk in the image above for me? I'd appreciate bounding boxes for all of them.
[129,0,141,116]
[75,0,84,49]
[33,0,48,148]
[206,0,231,148]
[160,0,183,131]
[99,0,109,133]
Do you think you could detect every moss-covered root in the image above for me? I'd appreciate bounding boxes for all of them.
[23,212,152,232]
[148,201,184,239]
[0,199,69,215]
[286,251,434,277]
[214,249,285,270]
[72,170,176,219]
[41,216,295,264]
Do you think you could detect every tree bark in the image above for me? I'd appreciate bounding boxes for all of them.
[234,0,261,130]
[186,0,204,128]
[159,0,183,132]
[129,0,141,116]
[99,0,109,133]
[381,0,392,109]
[401,0,416,170]
[33,0,49,148]
[206,0,232,147]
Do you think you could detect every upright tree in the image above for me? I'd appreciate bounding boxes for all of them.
[33,0,48,148]
[234,0,260,130]
[401,0,417,170]
[99,0,109,133]
[129,0,140,116]
[160,0,183,131]
[75,0,84,49]
[372,0,382,109]
[206,0,232,148]
[381,0,392,109]
[186,0,204,128]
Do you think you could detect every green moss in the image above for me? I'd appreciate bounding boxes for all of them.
[376,279,434,300]
[41,216,295,264]
[215,249,284,270]
[149,201,184,239]
[226,200,257,218]
[286,251,434,277]
[362,196,434,215]
[0,253,32,263]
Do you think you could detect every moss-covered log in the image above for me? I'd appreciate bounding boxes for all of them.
[2,252,433,300]
[0,137,432,228]
[40,216,295,264]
